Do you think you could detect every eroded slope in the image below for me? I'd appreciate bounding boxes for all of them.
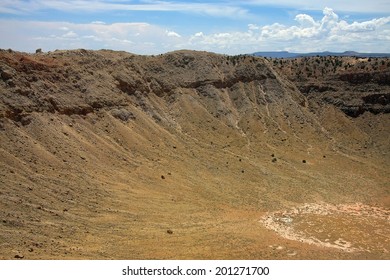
[0,49,388,259]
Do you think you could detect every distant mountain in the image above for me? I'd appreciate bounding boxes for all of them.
[252,51,390,58]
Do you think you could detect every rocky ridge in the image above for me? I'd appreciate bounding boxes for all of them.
[269,56,390,117]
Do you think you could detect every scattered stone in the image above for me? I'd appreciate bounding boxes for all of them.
[1,69,13,80]
[161,175,165,179]
[7,80,15,87]
[302,160,306,163]
[20,114,33,126]
[167,229,173,234]
[14,254,24,259]
[280,217,293,224]
[272,158,277,163]
[35,48,42,54]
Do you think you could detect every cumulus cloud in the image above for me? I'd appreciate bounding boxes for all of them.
[0,20,183,54]
[295,14,317,28]
[248,24,260,30]
[245,0,390,14]
[166,30,181,38]
[0,8,389,54]
[187,8,390,53]
[337,17,390,32]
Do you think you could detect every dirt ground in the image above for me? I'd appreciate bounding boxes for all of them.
[0,49,389,259]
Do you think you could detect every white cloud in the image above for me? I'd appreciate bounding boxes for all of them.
[337,17,390,32]
[0,20,184,54]
[248,24,260,30]
[194,32,204,37]
[62,31,78,38]
[0,0,389,21]
[188,30,260,53]
[187,8,390,53]
[0,8,389,54]
[91,21,106,25]
[295,14,317,28]
[0,0,251,19]
[166,30,181,38]
[245,0,390,14]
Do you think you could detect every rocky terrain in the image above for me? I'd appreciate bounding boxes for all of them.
[0,49,389,259]
[270,56,390,117]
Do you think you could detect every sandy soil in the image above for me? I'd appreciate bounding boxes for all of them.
[0,50,389,259]
[262,203,390,254]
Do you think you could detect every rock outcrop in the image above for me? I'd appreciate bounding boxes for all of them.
[270,56,390,117]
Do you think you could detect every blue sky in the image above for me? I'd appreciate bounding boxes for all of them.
[0,0,389,54]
